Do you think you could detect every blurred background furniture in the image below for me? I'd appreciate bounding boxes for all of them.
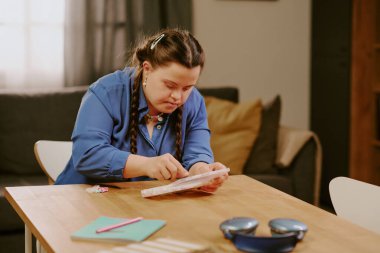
[33,140,72,253]
[200,87,321,206]
[329,177,380,234]
[34,140,73,184]
[0,87,86,253]
[0,86,321,252]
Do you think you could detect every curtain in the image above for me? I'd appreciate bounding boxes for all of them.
[0,0,65,88]
[64,0,192,87]
[142,0,193,35]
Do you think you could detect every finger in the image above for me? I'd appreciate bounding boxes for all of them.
[204,177,225,191]
[160,167,171,180]
[199,185,219,193]
[154,171,164,181]
[207,180,223,189]
[208,163,229,180]
[213,174,228,184]
[169,155,186,171]
[208,162,226,171]
[165,161,178,180]
[210,178,224,186]
[176,167,189,178]
[168,155,188,178]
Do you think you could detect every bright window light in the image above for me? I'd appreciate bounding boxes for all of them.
[0,0,65,88]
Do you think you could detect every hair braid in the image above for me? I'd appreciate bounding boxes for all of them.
[129,68,142,154]
[175,106,183,161]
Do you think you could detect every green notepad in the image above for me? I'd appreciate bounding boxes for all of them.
[71,216,166,243]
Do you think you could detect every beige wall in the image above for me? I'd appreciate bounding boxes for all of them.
[193,0,311,129]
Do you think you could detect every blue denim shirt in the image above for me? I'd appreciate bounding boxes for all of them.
[55,68,213,184]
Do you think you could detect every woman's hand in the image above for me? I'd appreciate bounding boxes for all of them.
[124,153,188,180]
[189,162,229,192]
[145,153,189,180]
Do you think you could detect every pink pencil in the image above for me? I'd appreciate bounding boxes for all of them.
[96,217,143,233]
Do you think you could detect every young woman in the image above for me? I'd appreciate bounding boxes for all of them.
[55,28,227,192]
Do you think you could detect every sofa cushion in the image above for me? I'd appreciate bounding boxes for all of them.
[204,96,262,175]
[244,95,281,174]
[0,86,87,175]
[249,174,293,195]
[0,232,26,253]
[0,195,28,232]
[198,87,239,103]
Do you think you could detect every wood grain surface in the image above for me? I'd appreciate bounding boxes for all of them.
[5,175,380,253]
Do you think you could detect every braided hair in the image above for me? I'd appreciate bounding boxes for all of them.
[128,28,205,161]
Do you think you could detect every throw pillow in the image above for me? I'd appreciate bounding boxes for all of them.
[243,95,281,175]
[204,96,262,175]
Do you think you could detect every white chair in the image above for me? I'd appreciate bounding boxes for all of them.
[34,140,72,184]
[329,176,380,234]
[33,140,72,253]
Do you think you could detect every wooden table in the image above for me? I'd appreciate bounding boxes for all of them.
[5,175,380,253]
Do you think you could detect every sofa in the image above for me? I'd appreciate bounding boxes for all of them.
[0,86,321,253]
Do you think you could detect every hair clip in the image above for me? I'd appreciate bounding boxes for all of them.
[150,34,165,50]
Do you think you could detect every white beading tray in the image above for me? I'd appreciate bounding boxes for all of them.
[141,168,230,198]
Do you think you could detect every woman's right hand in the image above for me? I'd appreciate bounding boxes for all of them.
[144,153,189,180]
[124,153,188,180]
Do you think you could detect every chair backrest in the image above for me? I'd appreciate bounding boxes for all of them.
[34,140,72,184]
[329,176,380,234]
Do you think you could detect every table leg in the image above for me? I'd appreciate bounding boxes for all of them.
[25,224,32,253]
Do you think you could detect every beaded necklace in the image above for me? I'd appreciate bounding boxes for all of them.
[145,112,164,123]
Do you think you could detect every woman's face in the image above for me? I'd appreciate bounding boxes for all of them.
[142,61,201,115]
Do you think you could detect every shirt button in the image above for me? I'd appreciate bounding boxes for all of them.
[156,125,162,130]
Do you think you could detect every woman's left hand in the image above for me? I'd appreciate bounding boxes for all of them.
[188,162,229,193]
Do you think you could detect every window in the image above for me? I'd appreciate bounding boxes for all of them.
[0,0,65,88]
